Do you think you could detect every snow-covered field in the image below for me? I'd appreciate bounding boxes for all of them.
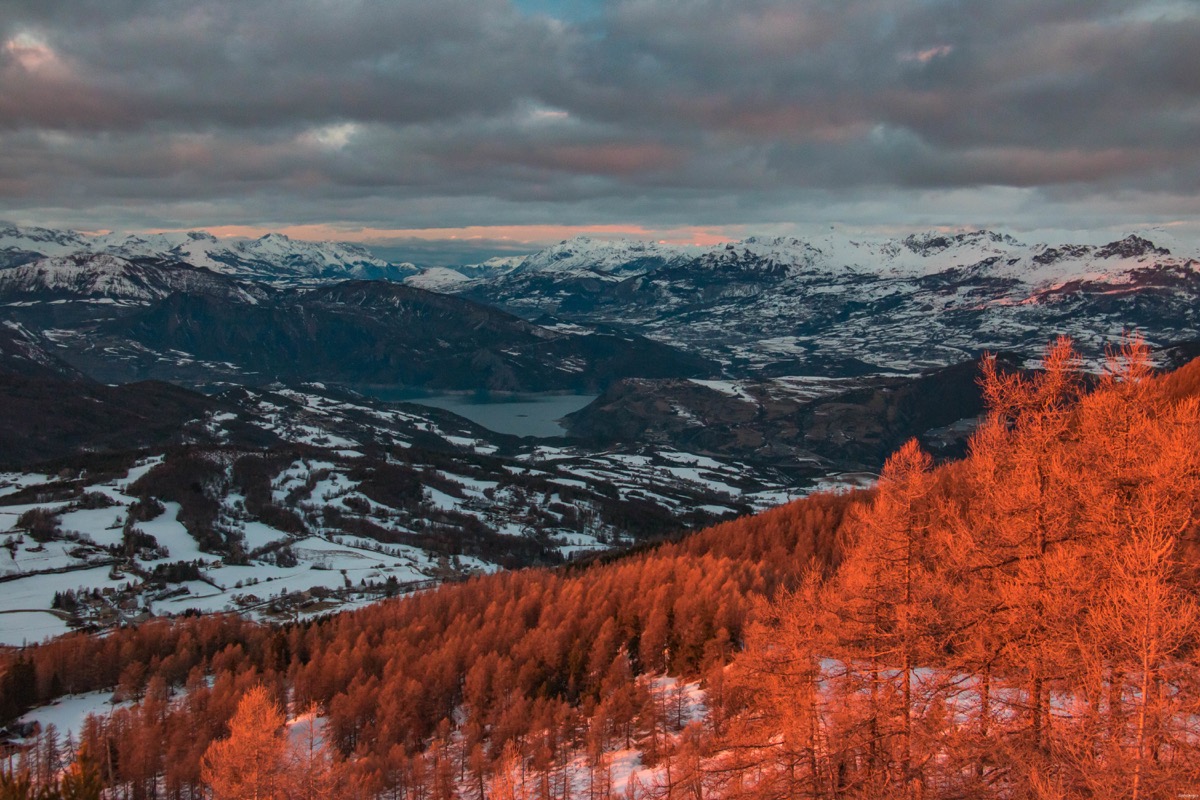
[0,611,72,647]
[18,691,127,740]
[0,380,798,645]
[0,451,439,641]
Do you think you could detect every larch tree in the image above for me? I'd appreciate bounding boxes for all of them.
[201,685,289,800]
[938,441,1010,791]
[1086,393,1200,799]
[835,438,934,798]
[59,744,103,800]
[732,564,833,798]
[976,338,1085,764]
[489,741,528,800]
[287,702,339,800]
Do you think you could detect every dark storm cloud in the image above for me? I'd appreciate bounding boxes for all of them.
[1,0,1198,235]
[0,0,569,130]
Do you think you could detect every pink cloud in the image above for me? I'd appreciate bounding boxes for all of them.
[146,223,735,248]
[901,44,955,64]
[3,33,66,75]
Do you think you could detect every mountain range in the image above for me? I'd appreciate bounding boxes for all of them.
[0,223,415,281]
[2,221,1199,648]
[437,229,1200,375]
[6,223,1198,369]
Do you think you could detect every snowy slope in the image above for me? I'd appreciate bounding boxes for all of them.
[0,254,266,303]
[404,267,472,291]
[4,222,1198,378]
[0,376,790,641]
[6,223,1190,289]
[510,236,700,278]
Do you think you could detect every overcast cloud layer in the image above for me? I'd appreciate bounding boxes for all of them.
[2,0,1199,253]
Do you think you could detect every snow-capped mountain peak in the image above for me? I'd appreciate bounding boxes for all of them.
[901,229,1021,255]
[512,236,697,277]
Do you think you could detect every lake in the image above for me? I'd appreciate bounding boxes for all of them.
[359,390,598,438]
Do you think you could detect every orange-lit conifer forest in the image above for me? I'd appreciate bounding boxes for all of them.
[3,336,1200,798]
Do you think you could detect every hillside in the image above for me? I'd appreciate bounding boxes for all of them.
[4,337,1199,798]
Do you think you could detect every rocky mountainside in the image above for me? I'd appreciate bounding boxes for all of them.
[0,324,84,380]
[563,356,1016,477]
[0,326,230,465]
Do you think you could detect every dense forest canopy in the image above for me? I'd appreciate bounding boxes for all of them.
[3,336,1200,799]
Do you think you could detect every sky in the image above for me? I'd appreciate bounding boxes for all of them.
[2,0,1200,263]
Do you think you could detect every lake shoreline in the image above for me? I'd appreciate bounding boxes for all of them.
[348,387,599,438]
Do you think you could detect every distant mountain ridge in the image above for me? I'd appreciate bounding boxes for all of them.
[91,279,713,390]
[0,253,269,304]
[434,229,1200,375]
[7,222,1194,291]
[443,228,1195,287]
[4,221,1199,383]
[0,222,417,282]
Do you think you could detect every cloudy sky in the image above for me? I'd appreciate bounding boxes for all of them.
[2,0,1199,261]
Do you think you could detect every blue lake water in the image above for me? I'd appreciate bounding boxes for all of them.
[361,390,598,438]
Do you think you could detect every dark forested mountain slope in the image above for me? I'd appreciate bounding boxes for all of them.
[0,331,230,467]
[0,257,712,391]
[565,355,1018,473]
[97,280,713,389]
